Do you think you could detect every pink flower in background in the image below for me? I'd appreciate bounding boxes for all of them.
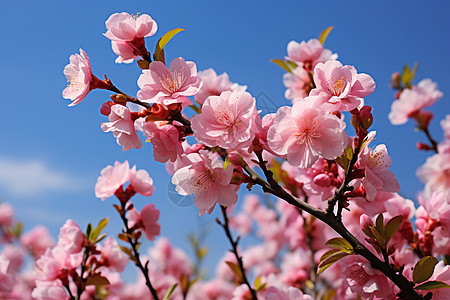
[441,115,450,140]
[389,79,443,125]
[172,150,238,216]
[140,204,161,241]
[309,60,376,112]
[143,121,184,163]
[286,38,337,70]
[100,238,129,272]
[417,152,450,197]
[0,255,14,293]
[268,101,347,168]
[101,104,142,151]
[32,280,69,300]
[137,57,202,105]
[283,66,311,100]
[149,237,192,279]
[356,138,400,201]
[35,249,62,281]
[130,166,155,196]
[104,12,157,63]
[191,90,258,150]
[20,226,56,257]
[0,203,14,226]
[194,68,246,105]
[95,161,130,200]
[62,49,96,106]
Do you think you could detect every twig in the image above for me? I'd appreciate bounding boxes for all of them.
[217,205,257,300]
[421,127,439,153]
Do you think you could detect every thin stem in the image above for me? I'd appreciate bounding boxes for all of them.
[217,205,258,300]
[118,201,160,300]
[421,127,439,153]
[108,84,152,109]
[244,152,424,300]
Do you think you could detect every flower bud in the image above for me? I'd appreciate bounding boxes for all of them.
[313,174,331,187]
[100,102,112,116]
[110,94,128,104]
[359,106,373,130]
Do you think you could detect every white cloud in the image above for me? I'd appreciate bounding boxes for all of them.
[0,156,90,197]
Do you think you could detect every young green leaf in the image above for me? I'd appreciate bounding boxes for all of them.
[86,274,110,286]
[325,237,353,250]
[318,26,334,45]
[270,59,297,74]
[317,252,350,274]
[154,28,186,63]
[384,215,403,244]
[413,256,439,284]
[90,217,109,243]
[163,283,178,300]
[225,261,243,281]
[415,280,450,290]
[375,213,384,233]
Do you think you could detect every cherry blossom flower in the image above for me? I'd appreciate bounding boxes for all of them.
[416,151,450,197]
[104,12,157,63]
[267,101,347,168]
[286,38,337,70]
[95,161,131,200]
[148,237,191,278]
[137,57,202,106]
[389,78,443,125]
[101,104,142,151]
[191,90,258,150]
[63,49,108,106]
[56,219,84,254]
[32,280,69,300]
[0,202,14,226]
[308,60,376,112]
[283,66,311,100]
[130,166,155,196]
[172,150,238,216]
[143,121,184,163]
[140,204,161,241]
[0,255,14,293]
[194,68,246,105]
[100,237,129,272]
[355,134,400,201]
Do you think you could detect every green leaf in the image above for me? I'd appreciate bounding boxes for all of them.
[223,156,231,170]
[415,280,450,290]
[413,256,439,284]
[320,248,344,262]
[317,252,350,274]
[370,226,385,247]
[198,247,208,259]
[91,218,109,243]
[270,59,297,74]
[401,63,419,88]
[318,26,334,45]
[86,274,110,286]
[322,289,337,300]
[154,28,186,63]
[375,213,384,233]
[344,145,353,161]
[444,255,450,266]
[254,275,263,291]
[325,237,353,250]
[225,261,243,281]
[163,283,178,300]
[384,215,403,244]
[86,223,93,239]
[119,245,137,264]
[137,59,150,70]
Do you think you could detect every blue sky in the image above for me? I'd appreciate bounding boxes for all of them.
[0,0,449,278]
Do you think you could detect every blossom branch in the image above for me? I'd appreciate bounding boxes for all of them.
[216,205,258,300]
[421,127,439,153]
[106,80,152,109]
[116,199,159,300]
[246,151,424,300]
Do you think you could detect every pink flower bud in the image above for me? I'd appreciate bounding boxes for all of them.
[100,102,112,116]
[360,214,373,232]
[360,105,373,129]
[141,204,161,241]
[313,174,331,187]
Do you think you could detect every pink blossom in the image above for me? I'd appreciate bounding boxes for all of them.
[356,136,400,201]
[137,57,202,105]
[56,219,84,254]
[143,121,184,163]
[191,90,258,150]
[35,249,62,281]
[286,38,337,70]
[172,150,238,216]
[32,280,69,300]
[194,68,246,105]
[309,60,376,112]
[0,245,25,272]
[140,204,161,241]
[130,166,155,196]
[20,226,56,257]
[101,105,142,151]
[100,237,129,272]
[186,279,234,300]
[279,248,311,286]
[95,161,130,201]
[149,237,192,279]
[338,255,396,299]
[389,79,443,125]
[0,255,14,293]
[259,286,312,300]
[417,152,450,197]
[0,202,14,226]
[283,66,311,100]
[104,12,157,63]
[51,246,84,270]
[267,101,347,168]
[62,49,94,106]
[441,114,450,140]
